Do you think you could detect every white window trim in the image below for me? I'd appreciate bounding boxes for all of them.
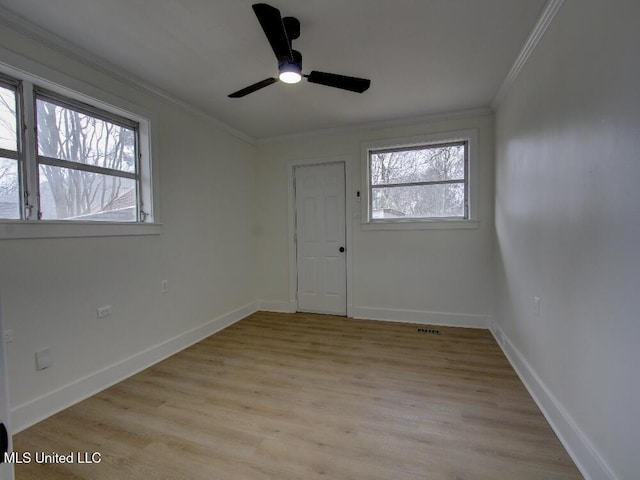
[360,129,479,230]
[0,49,160,240]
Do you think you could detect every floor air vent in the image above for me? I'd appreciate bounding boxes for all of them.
[417,328,441,335]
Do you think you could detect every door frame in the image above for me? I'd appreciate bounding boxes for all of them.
[287,156,353,317]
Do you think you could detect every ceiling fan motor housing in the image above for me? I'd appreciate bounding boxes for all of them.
[283,16,300,41]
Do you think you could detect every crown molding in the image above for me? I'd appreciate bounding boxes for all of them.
[0,6,256,144]
[255,107,493,145]
[491,0,565,109]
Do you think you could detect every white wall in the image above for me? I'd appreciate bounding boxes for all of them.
[0,26,258,430]
[494,1,640,478]
[255,112,495,326]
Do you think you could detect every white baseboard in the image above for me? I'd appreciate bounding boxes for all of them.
[352,306,490,329]
[489,321,617,480]
[256,300,296,313]
[11,302,258,433]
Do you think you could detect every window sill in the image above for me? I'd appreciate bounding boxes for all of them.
[0,220,162,240]
[361,219,479,231]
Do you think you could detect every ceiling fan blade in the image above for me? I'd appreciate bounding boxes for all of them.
[306,71,371,93]
[228,78,278,98]
[252,3,293,63]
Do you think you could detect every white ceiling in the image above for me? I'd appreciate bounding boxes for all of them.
[0,0,547,141]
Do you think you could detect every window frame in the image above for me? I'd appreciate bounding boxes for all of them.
[0,59,159,239]
[361,129,479,230]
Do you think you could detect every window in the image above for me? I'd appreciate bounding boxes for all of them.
[361,130,478,229]
[35,90,140,222]
[0,68,154,235]
[0,78,20,220]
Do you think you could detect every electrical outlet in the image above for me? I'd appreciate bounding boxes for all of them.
[36,347,52,370]
[161,280,168,294]
[3,329,14,343]
[533,296,541,316]
[97,305,112,319]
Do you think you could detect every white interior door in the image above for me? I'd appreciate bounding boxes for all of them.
[0,291,14,480]
[295,162,347,315]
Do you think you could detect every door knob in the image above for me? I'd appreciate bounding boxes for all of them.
[339,247,345,253]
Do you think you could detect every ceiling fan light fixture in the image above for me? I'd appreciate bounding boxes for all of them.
[279,62,302,84]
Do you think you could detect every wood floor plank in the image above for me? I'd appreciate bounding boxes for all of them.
[13,312,583,479]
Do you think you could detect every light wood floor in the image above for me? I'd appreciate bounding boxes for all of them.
[14,312,582,479]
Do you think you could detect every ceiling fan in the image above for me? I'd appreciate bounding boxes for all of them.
[228,3,371,98]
